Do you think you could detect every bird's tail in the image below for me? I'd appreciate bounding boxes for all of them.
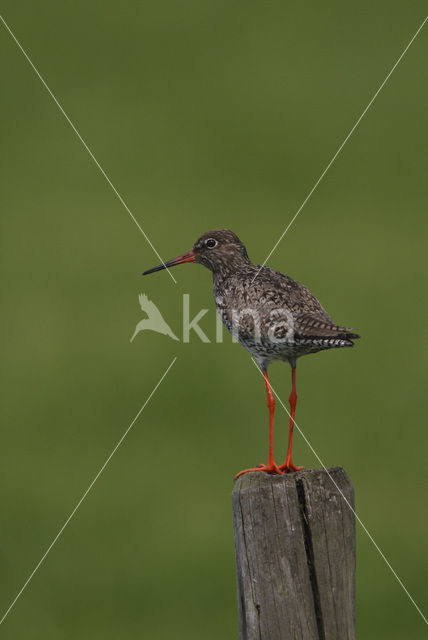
[333,329,360,347]
[343,330,360,340]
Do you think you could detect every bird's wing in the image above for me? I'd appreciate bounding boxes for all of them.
[249,268,360,339]
[295,313,360,339]
[232,268,359,341]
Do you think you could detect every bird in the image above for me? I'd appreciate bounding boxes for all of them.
[143,229,359,478]
[130,293,179,342]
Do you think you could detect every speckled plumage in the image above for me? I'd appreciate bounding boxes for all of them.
[143,227,360,476]
[192,229,360,368]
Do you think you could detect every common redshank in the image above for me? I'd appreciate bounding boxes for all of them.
[143,229,360,478]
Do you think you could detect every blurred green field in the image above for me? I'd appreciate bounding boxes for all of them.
[1,2,427,638]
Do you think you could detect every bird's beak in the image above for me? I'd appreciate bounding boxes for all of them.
[142,250,196,275]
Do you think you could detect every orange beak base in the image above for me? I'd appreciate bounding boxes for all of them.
[142,250,196,275]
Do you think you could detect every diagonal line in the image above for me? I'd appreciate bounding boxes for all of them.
[251,358,428,625]
[0,356,177,626]
[252,15,428,283]
[0,14,177,284]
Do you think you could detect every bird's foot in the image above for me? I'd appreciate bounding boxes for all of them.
[278,461,304,473]
[235,462,281,480]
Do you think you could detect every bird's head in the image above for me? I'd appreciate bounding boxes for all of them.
[142,229,250,276]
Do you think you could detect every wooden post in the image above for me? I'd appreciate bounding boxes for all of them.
[232,467,355,640]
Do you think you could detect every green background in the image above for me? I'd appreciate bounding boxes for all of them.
[1,2,427,638]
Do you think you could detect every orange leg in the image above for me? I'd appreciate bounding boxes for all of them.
[279,366,304,473]
[235,369,281,479]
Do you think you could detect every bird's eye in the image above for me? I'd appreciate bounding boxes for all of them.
[205,238,217,249]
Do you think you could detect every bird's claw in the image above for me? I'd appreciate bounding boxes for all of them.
[279,461,304,473]
[235,462,282,480]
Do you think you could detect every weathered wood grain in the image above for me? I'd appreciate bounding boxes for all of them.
[232,467,355,640]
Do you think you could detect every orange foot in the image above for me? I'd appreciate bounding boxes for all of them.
[235,462,281,480]
[278,461,304,473]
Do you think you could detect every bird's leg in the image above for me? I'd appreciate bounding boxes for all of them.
[279,366,304,473]
[235,369,281,479]
[262,370,280,472]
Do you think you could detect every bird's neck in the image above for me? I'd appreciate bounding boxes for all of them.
[212,258,252,286]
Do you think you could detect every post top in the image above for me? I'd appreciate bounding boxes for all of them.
[232,466,352,495]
